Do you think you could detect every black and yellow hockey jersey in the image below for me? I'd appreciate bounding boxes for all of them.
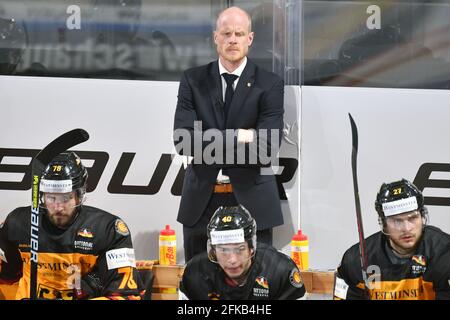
[180,243,306,300]
[334,226,450,300]
[0,205,144,300]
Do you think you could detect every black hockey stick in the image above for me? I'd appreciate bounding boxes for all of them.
[348,114,370,299]
[30,129,89,299]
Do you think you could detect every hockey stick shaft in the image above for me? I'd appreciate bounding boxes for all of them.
[30,129,89,299]
[348,114,370,297]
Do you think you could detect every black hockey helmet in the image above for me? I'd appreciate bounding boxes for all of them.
[39,152,88,205]
[375,178,426,220]
[206,205,257,262]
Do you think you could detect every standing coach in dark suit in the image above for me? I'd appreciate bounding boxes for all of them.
[173,6,284,262]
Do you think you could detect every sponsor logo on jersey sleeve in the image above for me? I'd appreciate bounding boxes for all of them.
[334,276,349,299]
[115,219,130,236]
[289,268,304,288]
[106,248,136,270]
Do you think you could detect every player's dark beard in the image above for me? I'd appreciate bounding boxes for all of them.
[47,205,81,230]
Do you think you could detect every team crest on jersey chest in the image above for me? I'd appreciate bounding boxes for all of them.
[74,227,94,251]
[253,276,269,298]
[411,255,427,275]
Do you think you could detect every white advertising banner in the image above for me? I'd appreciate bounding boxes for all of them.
[4,78,448,270]
[301,86,450,269]
[0,76,184,261]
[0,76,300,264]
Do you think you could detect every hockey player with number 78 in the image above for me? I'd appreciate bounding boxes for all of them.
[0,151,144,300]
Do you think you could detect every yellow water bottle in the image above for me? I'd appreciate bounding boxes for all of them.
[291,230,309,270]
[159,225,177,294]
[159,225,176,265]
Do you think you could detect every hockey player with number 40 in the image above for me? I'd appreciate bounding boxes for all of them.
[179,205,306,300]
[0,151,144,299]
[334,179,450,300]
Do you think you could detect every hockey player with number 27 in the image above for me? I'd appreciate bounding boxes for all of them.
[0,152,144,299]
[334,179,450,300]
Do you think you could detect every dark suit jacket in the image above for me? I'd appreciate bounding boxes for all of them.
[173,59,284,230]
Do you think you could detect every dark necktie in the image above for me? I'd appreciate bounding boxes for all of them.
[222,73,239,121]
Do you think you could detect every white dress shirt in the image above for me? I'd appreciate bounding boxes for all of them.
[216,58,247,183]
